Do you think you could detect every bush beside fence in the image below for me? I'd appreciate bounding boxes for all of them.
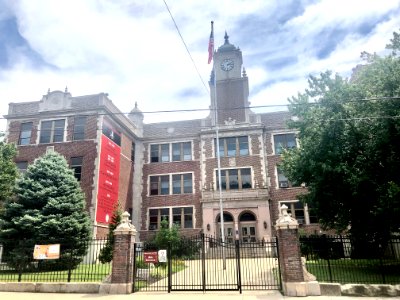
[300,235,400,284]
[0,238,111,282]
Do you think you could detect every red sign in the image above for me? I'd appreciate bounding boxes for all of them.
[143,252,158,263]
[96,134,121,223]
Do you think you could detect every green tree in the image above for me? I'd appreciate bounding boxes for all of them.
[282,31,400,253]
[154,219,181,256]
[0,139,18,211]
[0,151,92,270]
[98,205,122,263]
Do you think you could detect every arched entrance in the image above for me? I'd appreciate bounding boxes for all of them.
[216,212,235,243]
[239,211,257,243]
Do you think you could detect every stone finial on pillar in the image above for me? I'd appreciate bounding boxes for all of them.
[105,211,137,294]
[114,211,136,233]
[275,204,320,296]
[275,204,299,229]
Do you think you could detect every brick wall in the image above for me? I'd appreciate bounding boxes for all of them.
[276,228,304,282]
[111,233,134,284]
[140,139,202,239]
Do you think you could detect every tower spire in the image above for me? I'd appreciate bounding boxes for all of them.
[224,31,230,45]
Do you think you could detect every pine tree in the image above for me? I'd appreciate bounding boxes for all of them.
[98,205,122,263]
[0,140,18,211]
[0,151,92,270]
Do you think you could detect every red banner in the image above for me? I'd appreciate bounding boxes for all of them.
[96,134,121,223]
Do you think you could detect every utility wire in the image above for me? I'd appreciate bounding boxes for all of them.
[162,0,210,96]
[1,114,400,135]
[1,96,399,120]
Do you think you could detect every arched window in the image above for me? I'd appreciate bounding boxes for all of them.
[239,212,256,222]
[216,212,234,223]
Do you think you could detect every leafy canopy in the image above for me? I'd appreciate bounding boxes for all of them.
[282,30,400,243]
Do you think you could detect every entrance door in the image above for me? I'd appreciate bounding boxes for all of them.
[216,212,235,244]
[240,225,256,243]
[219,225,235,243]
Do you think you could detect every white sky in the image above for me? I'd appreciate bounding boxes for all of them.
[0,0,399,133]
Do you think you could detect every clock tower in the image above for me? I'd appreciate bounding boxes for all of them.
[210,32,250,126]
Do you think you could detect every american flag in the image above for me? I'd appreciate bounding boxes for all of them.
[208,21,214,64]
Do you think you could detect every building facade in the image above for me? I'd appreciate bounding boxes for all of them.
[4,35,318,240]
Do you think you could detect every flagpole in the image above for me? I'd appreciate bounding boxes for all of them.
[209,20,226,270]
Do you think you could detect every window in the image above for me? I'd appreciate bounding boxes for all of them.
[150,144,169,163]
[102,121,121,146]
[149,208,169,231]
[151,142,192,163]
[280,201,307,224]
[172,173,193,194]
[216,136,249,157]
[73,116,86,140]
[150,173,193,195]
[149,207,193,230]
[274,133,296,155]
[71,157,83,181]
[39,119,65,143]
[19,122,33,145]
[16,161,28,173]
[172,142,192,161]
[150,175,169,195]
[216,168,252,190]
[277,167,298,188]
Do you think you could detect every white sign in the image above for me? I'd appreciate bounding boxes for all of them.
[158,249,167,262]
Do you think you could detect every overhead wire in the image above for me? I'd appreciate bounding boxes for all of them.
[0,95,399,121]
[162,0,210,96]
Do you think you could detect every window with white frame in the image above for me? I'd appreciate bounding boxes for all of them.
[279,201,318,225]
[151,142,192,163]
[16,161,28,173]
[172,142,192,161]
[73,116,86,141]
[215,136,249,157]
[277,166,299,188]
[70,157,83,181]
[273,133,296,155]
[150,173,193,195]
[19,122,33,145]
[216,168,252,191]
[149,206,193,230]
[39,119,65,143]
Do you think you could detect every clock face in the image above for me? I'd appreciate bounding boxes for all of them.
[221,58,234,71]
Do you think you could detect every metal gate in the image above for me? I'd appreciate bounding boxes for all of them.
[133,234,281,293]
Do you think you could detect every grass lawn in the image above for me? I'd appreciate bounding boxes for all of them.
[306,259,400,284]
[0,263,111,282]
[133,260,186,291]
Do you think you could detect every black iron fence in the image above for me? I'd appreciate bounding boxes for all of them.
[0,238,111,282]
[133,234,280,293]
[300,235,400,284]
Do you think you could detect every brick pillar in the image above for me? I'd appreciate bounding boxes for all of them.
[108,211,136,294]
[275,204,320,296]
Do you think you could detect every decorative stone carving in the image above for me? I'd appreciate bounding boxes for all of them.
[114,211,136,234]
[39,90,72,112]
[275,204,299,229]
[301,257,317,281]
[224,117,236,125]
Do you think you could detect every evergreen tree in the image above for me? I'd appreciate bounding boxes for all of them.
[98,205,122,263]
[0,151,92,270]
[0,139,18,211]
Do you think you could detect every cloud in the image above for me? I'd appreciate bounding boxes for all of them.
[1,0,400,133]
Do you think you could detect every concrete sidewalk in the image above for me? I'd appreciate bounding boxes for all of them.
[1,291,399,300]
